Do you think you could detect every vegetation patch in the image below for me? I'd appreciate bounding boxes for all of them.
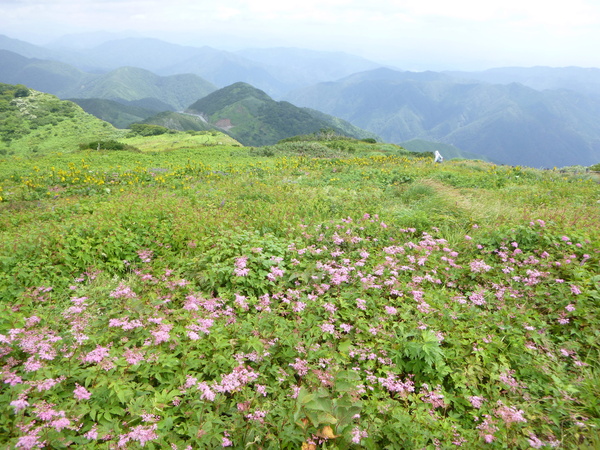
[0,128,599,448]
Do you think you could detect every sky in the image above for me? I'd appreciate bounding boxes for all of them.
[2,0,600,70]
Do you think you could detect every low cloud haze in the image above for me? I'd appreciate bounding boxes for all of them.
[2,0,600,70]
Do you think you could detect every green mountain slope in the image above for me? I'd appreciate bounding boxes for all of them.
[69,98,160,129]
[0,83,124,155]
[186,82,377,146]
[61,67,217,111]
[286,68,600,167]
[0,49,86,94]
[139,111,222,133]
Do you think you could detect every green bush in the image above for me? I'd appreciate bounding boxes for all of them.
[128,123,170,137]
[79,140,140,152]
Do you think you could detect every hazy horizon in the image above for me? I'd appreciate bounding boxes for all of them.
[2,0,600,71]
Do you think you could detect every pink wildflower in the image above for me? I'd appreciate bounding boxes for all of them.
[420,384,446,409]
[351,426,368,444]
[197,382,216,401]
[290,358,309,376]
[476,414,498,443]
[293,301,306,313]
[290,385,302,398]
[109,283,137,299]
[137,249,154,263]
[82,345,110,364]
[150,323,173,344]
[246,410,267,423]
[320,323,335,334]
[84,424,98,440]
[123,347,145,365]
[557,313,570,325]
[495,403,527,424]
[118,424,158,448]
[74,384,91,401]
[384,306,398,315]
[267,266,284,281]
[15,432,44,449]
[50,417,71,431]
[469,291,486,306]
[10,395,29,412]
[469,396,486,409]
[470,259,492,273]
[234,256,249,276]
[340,323,353,333]
[256,384,268,396]
[528,434,544,448]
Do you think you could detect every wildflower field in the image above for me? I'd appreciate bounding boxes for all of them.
[0,138,599,449]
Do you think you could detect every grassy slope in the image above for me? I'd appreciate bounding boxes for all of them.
[0,88,126,156]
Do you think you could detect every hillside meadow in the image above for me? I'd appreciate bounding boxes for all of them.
[0,136,599,449]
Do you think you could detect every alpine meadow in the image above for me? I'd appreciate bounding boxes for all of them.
[0,30,600,450]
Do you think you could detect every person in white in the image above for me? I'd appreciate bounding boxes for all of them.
[434,150,444,163]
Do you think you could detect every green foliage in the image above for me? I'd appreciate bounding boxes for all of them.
[128,123,170,137]
[79,140,141,152]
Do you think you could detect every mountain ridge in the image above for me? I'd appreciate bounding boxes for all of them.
[186,82,378,146]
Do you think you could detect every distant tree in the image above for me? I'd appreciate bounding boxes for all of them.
[128,123,169,136]
[14,86,30,98]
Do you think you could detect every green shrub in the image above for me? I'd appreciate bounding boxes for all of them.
[79,140,140,152]
[128,123,170,136]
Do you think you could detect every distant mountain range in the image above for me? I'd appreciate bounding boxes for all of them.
[0,50,216,111]
[0,35,382,98]
[446,67,600,98]
[285,68,600,167]
[1,33,600,167]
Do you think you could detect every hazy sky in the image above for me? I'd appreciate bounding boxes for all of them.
[2,0,600,70]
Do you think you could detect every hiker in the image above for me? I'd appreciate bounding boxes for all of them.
[434,150,444,163]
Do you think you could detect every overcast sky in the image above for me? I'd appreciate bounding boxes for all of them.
[2,0,600,70]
